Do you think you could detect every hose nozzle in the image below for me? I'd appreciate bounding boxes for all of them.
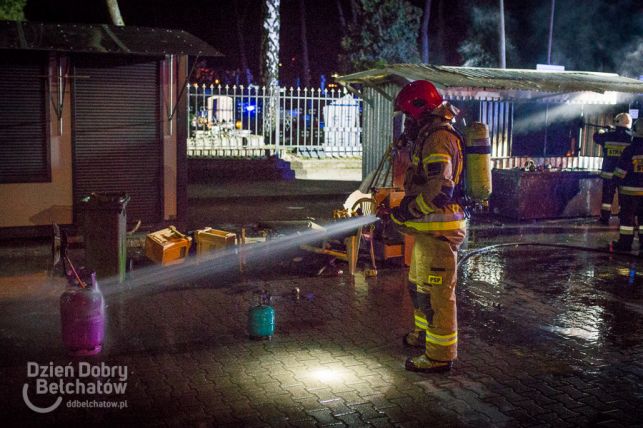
[376,204,391,221]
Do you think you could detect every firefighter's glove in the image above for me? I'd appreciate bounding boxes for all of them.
[391,196,423,223]
[376,204,391,221]
[394,134,409,149]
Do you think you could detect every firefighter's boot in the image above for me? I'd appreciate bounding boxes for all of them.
[612,237,633,252]
[405,354,453,373]
[403,330,425,348]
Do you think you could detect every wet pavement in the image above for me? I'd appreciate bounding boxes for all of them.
[0,181,642,427]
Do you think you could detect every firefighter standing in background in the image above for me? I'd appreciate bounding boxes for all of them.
[390,80,466,373]
[593,113,633,224]
[612,119,643,251]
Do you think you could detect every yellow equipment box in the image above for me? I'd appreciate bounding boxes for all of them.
[145,226,192,265]
[194,227,237,256]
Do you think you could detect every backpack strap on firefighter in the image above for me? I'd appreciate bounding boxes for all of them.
[413,122,493,217]
[414,123,469,214]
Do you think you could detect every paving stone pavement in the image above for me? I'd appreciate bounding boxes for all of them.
[0,219,642,427]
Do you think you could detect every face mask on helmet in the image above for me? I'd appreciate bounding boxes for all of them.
[430,102,461,122]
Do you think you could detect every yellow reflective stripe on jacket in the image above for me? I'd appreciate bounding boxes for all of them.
[613,167,627,179]
[415,193,433,214]
[425,330,457,346]
[619,186,643,196]
[605,142,630,157]
[391,216,466,231]
[422,153,451,165]
[620,225,635,235]
[600,171,614,179]
[414,314,428,330]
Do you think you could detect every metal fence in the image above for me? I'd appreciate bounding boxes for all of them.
[492,156,602,170]
[187,84,363,158]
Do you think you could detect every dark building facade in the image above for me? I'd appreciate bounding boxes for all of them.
[0,21,221,235]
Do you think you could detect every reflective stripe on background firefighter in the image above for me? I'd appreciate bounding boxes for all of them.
[612,119,643,251]
[593,113,633,224]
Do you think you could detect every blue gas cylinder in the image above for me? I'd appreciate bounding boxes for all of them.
[248,291,274,339]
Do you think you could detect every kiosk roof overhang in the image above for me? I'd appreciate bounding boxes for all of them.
[338,64,643,103]
[0,20,223,57]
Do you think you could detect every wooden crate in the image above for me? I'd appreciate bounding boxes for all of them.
[194,227,237,256]
[145,226,192,265]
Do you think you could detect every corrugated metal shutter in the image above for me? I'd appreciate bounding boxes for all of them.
[72,56,162,224]
[0,51,49,183]
[362,84,397,181]
[479,100,513,158]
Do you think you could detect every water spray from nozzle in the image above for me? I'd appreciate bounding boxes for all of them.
[99,214,379,299]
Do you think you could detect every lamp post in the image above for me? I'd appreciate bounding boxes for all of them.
[498,0,506,68]
[547,0,556,64]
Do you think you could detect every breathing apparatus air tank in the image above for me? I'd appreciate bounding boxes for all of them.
[60,271,105,356]
[464,122,493,203]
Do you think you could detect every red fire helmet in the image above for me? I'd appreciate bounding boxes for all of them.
[394,80,443,121]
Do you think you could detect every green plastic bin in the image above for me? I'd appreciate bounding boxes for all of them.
[80,192,130,283]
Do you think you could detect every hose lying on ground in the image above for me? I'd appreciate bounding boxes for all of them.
[458,242,639,267]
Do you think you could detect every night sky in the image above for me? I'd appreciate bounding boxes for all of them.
[25,0,346,85]
[23,0,643,86]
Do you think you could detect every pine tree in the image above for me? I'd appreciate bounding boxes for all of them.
[545,0,641,74]
[339,0,422,73]
[457,5,517,67]
[0,0,26,21]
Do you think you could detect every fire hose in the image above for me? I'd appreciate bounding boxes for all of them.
[458,241,639,267]
[584,122,614,130]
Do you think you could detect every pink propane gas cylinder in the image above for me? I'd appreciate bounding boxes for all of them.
[60,272,105,356]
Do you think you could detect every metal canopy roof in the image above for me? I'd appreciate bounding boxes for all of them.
[0,20,222,57]
[338,64,643,95]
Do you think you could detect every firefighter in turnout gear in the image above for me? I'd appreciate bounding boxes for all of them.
[593,112,633,224]
[390,80,466,373]
[612,119,643,252]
